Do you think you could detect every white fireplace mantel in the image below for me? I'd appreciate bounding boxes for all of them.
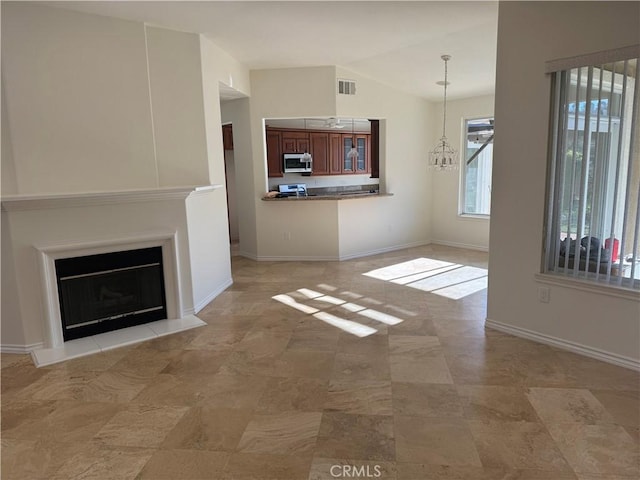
[1,184,222,212]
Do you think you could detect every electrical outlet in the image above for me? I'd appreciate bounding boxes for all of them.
[538,286,550,303]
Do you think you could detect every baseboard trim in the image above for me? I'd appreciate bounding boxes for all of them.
[338,240,431,261]
[237,251,258,261]
[256,254,340,261]
[254,240,432,262]
[431,240,489,252]
[193,278,233,313]
[485,318,640,371]
[0,342,44,354]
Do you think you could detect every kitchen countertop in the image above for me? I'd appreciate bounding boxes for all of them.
[262,192,393,201]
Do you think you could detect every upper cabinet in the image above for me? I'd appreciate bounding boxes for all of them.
[266,130,283,177]
[265,126,371,177]
[281,131,310,153]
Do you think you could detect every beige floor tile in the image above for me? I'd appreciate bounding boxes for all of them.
[325,379,393,415]
[275,350,336,380]
[219,349,280,376]
[222,452,312,480]
[315,412,395,461]
[309,457,397,480]
[396,464,578,480]
[185,327,248,350]
[548,423,640,476]
[237,411,322,455]
[590,389,640,427]
[93,403,188,448]
[468,420,573,471]
[332,352,390,381]
[1,353,32,369]
[395,416,481,466]
[336,331,389,356]
[1,438,83,480]
[286,324,340,352]
[527,388,615,425]
[256,376,329,413]
[390,355,453,384]
[7,400,121,443]
[1,399,58,438]
[392,383,463,417]
[388,317,438,336]
[161,406,253,451]
[160,348,230,375]
[136,449,229,479]
[51,443,153,480]
[457,385,540,422]
[132,373,218,407]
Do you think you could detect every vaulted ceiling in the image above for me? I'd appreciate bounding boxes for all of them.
[46,1,498,101]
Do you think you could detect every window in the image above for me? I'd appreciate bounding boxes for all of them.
[461,117,494,216]
[544,53,639,289]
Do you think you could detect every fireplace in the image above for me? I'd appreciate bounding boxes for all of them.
[55,247,167,341]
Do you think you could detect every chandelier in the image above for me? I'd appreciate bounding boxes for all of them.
[429,54,459,171]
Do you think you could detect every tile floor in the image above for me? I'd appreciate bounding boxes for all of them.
[2,245,639,479]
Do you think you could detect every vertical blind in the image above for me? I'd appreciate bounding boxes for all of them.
[545,54,639,289]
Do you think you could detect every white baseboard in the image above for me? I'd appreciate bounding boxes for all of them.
[237,251,258,260]
[485,318,640,371]
[0,342,44,354]
[431,239,489,252]
[193,278,233,313]
[338,240,431,261]
[254,240,431,262]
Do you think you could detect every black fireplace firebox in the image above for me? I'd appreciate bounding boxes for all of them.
[55,247,167,341]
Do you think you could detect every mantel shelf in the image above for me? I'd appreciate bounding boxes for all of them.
[1,185,222,211]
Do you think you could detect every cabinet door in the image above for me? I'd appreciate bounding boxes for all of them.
[297,138,310,154]
[343,136,355,173]
[282,132,309,153]
[329,133,343,174]
[282,137,297,153]
[354,135,369,173]
[266,131,283,177]
[309,132,329,175]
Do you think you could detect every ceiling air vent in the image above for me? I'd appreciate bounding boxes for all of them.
[338,79,356,96]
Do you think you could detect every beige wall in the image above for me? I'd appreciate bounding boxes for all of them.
[336,67,433,258]
[146,26,210,187]
[431,94,494,251]
[244,66,433,260]
[488,1,640,363]
[220,98,258,258]
[1,3,158,193]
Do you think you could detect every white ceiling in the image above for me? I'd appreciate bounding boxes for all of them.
[45,1,498,102]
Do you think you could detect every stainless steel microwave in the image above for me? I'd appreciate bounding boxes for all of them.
[283,153,312,173]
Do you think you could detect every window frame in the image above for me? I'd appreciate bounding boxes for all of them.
[459,115,494,218]
[542,53,640,292]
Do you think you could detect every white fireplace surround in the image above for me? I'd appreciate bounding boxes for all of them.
[37,231,184,350]
[1,185,229,366]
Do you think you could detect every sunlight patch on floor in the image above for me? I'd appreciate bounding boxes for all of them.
[363,258,488,300]
[272,284,410,337]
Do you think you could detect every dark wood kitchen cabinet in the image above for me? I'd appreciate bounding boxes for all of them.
[329,133,343,174]
[281,131,310,153]
[222,124,233,150]
[309,132,329,175]
[265,126,371,177]
[266,130,283,177]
